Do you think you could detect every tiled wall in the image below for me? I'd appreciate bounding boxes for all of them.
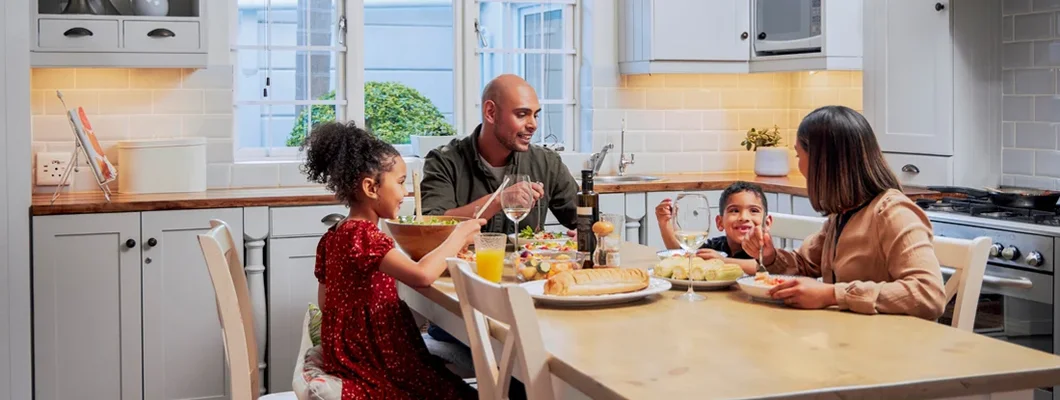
[1002,0,1060,190]
[589,70,863,175]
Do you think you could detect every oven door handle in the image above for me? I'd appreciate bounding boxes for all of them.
[940,266,1034,289]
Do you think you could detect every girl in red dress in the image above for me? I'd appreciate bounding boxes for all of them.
[301,121,483,400]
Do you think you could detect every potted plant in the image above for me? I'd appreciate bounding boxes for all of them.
[741,125,789,177]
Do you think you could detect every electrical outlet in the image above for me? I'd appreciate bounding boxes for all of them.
[36,152,76,186]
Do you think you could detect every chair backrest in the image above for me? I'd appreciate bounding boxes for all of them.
[446,258,554,400]
[197,219,260,400]
[768,212,989,331]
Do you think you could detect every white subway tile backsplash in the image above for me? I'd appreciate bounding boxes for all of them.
[231,162,279,188]
[1035,150,1060,177]
[645,90,683,110]
[130,69,182,89]
[182,67,235,90]
[1015,69,1056,94]
[1005,0,1032,15]
[1015,122,1058,148]
[153,90,205,114]
[278,162,314,187]
[1004,70,1015,94]
[204,90,234,114]
[1004,9,1060,188]
[1004,42,1034,68]
[1005,16,1015,42]
[128,115,182,139]
[1015,12,1055,40]
[1033,41,1060,67]
[1005,122,1017,147]
[663,111,702,131]
[1006,96,1035,120]
[183,115,233,138]
[1034,0,1060,12]
[1034,95,1060,122]
[98,90,153,115]
[31,90,45,116]
[206,139,235,164]
[1004,148,1035,175]
[44,90,98,115]
[643,132,683,152]
[682,132,719,152]
[31,116,76,142]
[77,69,130,89]
[206,163,232,189]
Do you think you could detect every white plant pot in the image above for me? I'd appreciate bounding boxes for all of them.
[753,147,790,177]
[410,135,456,157]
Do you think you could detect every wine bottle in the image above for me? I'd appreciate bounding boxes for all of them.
[576,169,600,267]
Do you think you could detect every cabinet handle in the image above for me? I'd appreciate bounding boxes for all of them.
[63,27,93,38]
[125,239,136,248]
[321,213,345,226]
[757,32,767,40]
[901,164,920,174]
[935,2,945,11]
[740,32,749,40]
[147,28,176,38]
[147,238,158,247]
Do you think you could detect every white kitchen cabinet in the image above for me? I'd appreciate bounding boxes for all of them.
[863,0,1001,187]
[618,0,861,74]
[31,0,208,67]
[141,208,243,400]
[32,208,242,400]
[33,212,142,400]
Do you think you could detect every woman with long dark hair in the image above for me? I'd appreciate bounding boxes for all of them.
[743,105,946,320]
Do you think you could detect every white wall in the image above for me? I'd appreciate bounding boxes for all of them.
[2,0,33,398]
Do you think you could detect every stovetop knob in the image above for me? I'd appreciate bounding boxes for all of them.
[989,243,1004,258]
[1001,245,1021,261]
[1025,251,1044,267]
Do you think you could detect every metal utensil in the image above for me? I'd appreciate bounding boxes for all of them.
[929,185,1060,211]
[756,225,768,275]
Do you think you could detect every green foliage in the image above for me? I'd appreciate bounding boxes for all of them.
[741,125,782,151]
[286,81,455,147]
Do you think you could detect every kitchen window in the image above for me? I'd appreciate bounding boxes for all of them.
[233,0,581,161]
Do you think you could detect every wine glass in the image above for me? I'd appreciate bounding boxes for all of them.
[671,192,712,302]
[501,174,534,252]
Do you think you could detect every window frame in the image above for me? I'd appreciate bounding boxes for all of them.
[459,0,581,152]
[231,0,364,162]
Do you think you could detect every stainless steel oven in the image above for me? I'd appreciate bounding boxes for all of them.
[753,0,822,55]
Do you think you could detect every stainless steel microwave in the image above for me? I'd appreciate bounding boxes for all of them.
[754,0,823,55]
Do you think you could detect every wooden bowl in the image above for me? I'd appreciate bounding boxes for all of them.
[383,216,470,261]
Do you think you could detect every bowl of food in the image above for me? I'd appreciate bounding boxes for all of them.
[513,227,577,251]
[383,215,468,261]
[736,273,795,302]
[513,250,586,282]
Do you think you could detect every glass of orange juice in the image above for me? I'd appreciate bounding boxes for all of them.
[474,233,507,283]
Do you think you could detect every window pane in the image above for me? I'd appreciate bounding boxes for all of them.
[236,0,339,47]
[266,105,298,148]
[235,104,266,149]
[364,0,457,144]
[535,103,564,145]
[235,49,267,102]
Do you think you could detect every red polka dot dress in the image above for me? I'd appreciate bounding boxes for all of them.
[315,219,476,400]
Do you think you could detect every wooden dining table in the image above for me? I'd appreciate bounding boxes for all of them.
[398,241,1060,400]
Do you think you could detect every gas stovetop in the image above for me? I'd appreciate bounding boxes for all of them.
[917,197,1060,227]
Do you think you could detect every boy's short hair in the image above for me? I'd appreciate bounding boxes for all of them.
[718,181,768,215]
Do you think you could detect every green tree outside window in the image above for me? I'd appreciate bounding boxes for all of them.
[287,81,456,147]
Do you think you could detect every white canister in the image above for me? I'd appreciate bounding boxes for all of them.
[753,147,791,177]
[134,0,169,16]
[118,138,207,194]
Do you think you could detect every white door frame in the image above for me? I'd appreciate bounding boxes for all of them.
[2,0,33,399]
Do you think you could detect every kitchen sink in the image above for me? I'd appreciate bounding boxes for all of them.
[593,175,663,183]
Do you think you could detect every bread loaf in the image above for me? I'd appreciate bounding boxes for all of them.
[543,268,650,296]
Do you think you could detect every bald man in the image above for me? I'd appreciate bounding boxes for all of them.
[419,74,579,233]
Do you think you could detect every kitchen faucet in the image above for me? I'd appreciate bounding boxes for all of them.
[618,119,634,176]
[589,143,613,174]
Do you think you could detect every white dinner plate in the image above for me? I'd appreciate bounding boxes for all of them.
[656,249,727,259]
[736,274,801,304]
[519,278,673,307]
[648,268,742,290]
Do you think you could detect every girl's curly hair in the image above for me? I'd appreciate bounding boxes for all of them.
[300,121,400,204]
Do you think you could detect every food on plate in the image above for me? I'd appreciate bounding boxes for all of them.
[592,220,615,237]
[393,216,459,225]
[520,239,577,252]
[518,226,569,240]
[652,257,744,282]
[753,272,785,287]
[543,268,650,296]
[516,252,579,282]
[456,247,475,262]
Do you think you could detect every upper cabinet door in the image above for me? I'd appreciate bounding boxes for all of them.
[651,0,750,61]
[864,0,954,156]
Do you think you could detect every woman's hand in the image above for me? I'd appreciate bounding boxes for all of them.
[768,277,837,309]
[655,199,673,227]
[741,226,776,265]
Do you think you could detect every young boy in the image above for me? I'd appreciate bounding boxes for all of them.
[656,181,772,275]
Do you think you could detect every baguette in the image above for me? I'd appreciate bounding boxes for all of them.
[543,268,650,296]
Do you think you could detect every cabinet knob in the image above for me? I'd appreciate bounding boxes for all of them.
[147,28,176,38]
[63,27,94,37]
[901,164,920,174]
[147,238,158,247]
[321,213,345,226]
[935,2,945,11]
[757,32,767,40]
[125,239,136,248]
[740,32,749,40]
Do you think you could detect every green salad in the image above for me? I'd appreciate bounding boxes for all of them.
[394,216,459,225]
[518,226,568,240]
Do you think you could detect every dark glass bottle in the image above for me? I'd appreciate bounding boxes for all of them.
[576,169,600,267]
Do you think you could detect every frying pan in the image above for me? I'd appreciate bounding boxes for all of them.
[926,186,1060,211]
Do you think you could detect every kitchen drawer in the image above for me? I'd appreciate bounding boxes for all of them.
[38,19,119,50]
[123,21,201,52]
[270,205,349,238]
[883,153,953,187]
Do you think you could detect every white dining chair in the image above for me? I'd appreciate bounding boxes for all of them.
[768,212,990,331]
[446,258,556,400]
[197,219,299,400]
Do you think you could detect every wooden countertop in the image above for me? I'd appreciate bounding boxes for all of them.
[406,243,1060,400]
[30,173,944,216]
